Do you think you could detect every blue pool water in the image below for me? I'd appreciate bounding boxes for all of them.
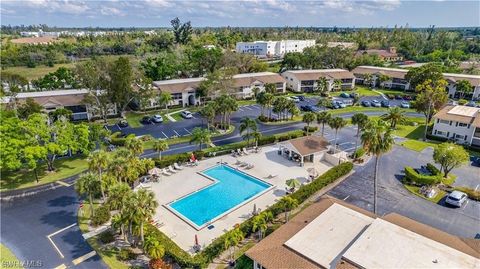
[169,165,271,228]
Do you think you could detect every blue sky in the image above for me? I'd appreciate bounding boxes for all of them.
[1,0,479,28]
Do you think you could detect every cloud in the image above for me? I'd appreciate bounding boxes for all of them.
[100,6,125,16]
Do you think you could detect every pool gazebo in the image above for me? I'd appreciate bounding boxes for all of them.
[278,135,330,166]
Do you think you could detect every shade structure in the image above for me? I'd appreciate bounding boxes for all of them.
[286,178,301,189]
[148,167,162,176]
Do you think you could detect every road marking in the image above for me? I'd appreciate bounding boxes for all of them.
[328,139,335,142]
[343,147,357,152]
[72,251,97,265]
[56,181,71,187]
[184,128,192,134]
[238,108,244,112]
[161,131,168,138]
[173,130,180,136]
[54,264,67,269]
[475,184,479,191]
[343,195,350,201]
[47,223,77,259]
[462,200,469,210]
[244,106,253,110]
[191,115,197,119]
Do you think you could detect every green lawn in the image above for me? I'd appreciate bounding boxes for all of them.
[1,156,88,191]
[3,63,76,80]
[404,184,446,204]
[399,139,440,152]
[330,86,380,97]
[330,106,414,115]
[1,244,22,269]
[377,88,416,97]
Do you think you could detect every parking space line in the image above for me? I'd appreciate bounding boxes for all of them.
[339,142,352,146]
[173,130,180,136]
[238,108,244,112]
[343,195,350,201]
[54,264,67,269]
[47,223,77,258]
[475,184,479,191]
[184,128,192,134]
[161,131,168,139]
[191,115,197,119]
[243,106,253,110]
[72,251,97,265]
[56,181,71,187]
[462,200,469,210]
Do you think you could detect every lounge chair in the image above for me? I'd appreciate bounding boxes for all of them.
[168,165,176,173]
[162,169,171,176]
[174,163,183,170]
[242,148,249,155]
[236,148,243,155]
[267,174,278,179]
[231,150,237,157]
[239,162,248,167]
[246,164,254,169]
[234,159,242,165]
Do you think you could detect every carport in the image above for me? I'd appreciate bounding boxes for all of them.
[278,135,330,166]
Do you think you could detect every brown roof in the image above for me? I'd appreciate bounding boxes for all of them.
[284,70,355,81]
[10,36,58,44]
[352,66,407,79]
[443,73,480,86]
[355,49,399,58]
[153,80,203,94]
[433,105,479,125]
[233,73,285,87]
[286,135,330,156]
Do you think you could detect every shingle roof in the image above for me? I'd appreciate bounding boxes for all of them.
[352,66,408,79]
[283,135,330,156]
[433,105,480,125]
[283,69,355,81]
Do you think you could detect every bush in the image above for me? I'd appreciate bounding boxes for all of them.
[404,166,441,186]
[149,259,172,269]
[154,153,191,168]
[454,186,480,201]
[91,205,111,226]
[426,163,441,176]
[98,230,115,244]
[257,115,269,122]
[458,99,468,105]
[303,126,318,133]
[352,148,365,159]
[117,248,137,261]
[110,132,135,146]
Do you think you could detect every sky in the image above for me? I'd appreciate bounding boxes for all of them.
[1,0,479,28]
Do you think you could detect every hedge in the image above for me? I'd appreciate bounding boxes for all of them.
[426,163,441,176]
[404,166,441,186]
[109,132,135,146]
[303,126,318,133]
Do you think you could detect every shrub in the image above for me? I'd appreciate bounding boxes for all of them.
[352,148,365,159]
[192,150,205,160]
[91,205,111,226]
[454,186,480,201]
[110,132,135,146]
[257,115,269,122]
[154,153,191,168]
[303,126,318,133]
[426,163,441,176]
[458,99,468,105]
[404,166,441,186]
[149,259,172,269]
[98,230,115,244]
[117,248,137,261]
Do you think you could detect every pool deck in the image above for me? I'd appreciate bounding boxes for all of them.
[144,145,333,253]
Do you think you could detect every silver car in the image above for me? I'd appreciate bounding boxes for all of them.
[180,111,193,119]
[445,191,467,207]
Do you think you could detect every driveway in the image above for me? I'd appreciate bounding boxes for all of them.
[327,146,480,238]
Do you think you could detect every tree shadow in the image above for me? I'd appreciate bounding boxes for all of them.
[47,195,78,207]
[40,210,77,228]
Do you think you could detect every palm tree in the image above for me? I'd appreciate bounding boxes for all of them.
[317,98,330,110]
[351,113,369,152]
[263,93,275,120]
[158,92,172,112]
[144,236,165,259]
[456,80,473,100]
[252,86,260,98]
[361,120,394,214]
[224,227,244,262]
[88,150,110,201]
[111,211,129,241]
[132,189,158,243]
[264,83,276,94]
[239,117,257,147]
[302,112,316,135]
[315,77,329,95]
[153,139,169,159]
[256,92,267,117]
[125,136,143,156]
[279,196,298,223]
[251,211,273,240]
[286,100,299,120]
[200,102,216,130]
[363,73,374,87]
[381,107,406,129]
[252,130,262,148]
[328,117,347,154]
[190,127,211,150]
[378,74,391,88]
[333,79,342,91]
[107,183,132,211]
[76,172,101,217]
[316,111,332,137]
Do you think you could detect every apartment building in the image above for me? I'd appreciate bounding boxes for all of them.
[235,40,316,57]
[432,105,480,146]
[246,196,479,269]
[355,47,404,62]
[281,69,355,92]
[443,73,480,100]
[152,77,204,107]
[1,89,117,121]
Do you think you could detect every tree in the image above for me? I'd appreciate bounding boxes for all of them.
[158,92,172,112]
[264,83,277,94]
[49,108,72,122]
[252,130,262,148]
[251,211,272,240]
[351,113,369,151]
[278,196,298,223]
[252,86,260,98]
[200,103,216,130]
[107,183,132,212]
[256,92,267,117]
[333,79,342,91]
[456,80,473,100]
[361,120,394,214]
[405,63,444,89]
[107,57,135,117]
[88,150,110,201]
[239,117,257,147]
[76,172,101,217]
[302,112,316,135]
[144,236,165,260]
[381,107,406,129]
[33,67,79,90]
[17,98,43,119]
[316,111,331,137]
[433,143,469,178]
[223,228,244,262]
[363,73,374,87]
[153,139,169,159]
[317,98,330,109]
[328,117,347,153]
[377,74,391,88]
[170,17,192,45]
[190,128,211,150]
[263,93,275,120]
[132,189,158,243]
[315,77,329,95]
[23,145,47,183]
[414,79,448,140]
[125,136,144,156]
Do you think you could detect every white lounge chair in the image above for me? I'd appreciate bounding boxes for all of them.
[267,174,278,179]
[234,159,242,165]
[236,148,243,155]
[174,163,183,170]
[242,148,249,155]
[162,169,171,176]
[168,165,176,173]
[246,164,254,169]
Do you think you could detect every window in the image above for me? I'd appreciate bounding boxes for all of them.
[455,134,466,140]
[439,120,449,124]
[458,123,468,127]
[435,130,447,136]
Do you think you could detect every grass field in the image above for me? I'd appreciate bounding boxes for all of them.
[330,86,380,97]
[1,156,88,191]
[0,244,22,269]
[3,63,76,80]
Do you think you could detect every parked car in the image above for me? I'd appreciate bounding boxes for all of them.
[300,105,315,112]
[387,94,395,99]
[349,93,358,98]
[180,111,193,119]
[371,100,381,107]
[151,114,163,123]
[395,95,403,100]
[361,100,371,107]
[400,101,410,108]
[329,101,341,109]
[381,100,390,107]
[118,120,129,128]
[290,96,300,102]
[140,116,152,124]
[445,191,468,207]
[297,95,305,101]
[337,101,347,108]
[403,95,412,100]
[340,92,350,98]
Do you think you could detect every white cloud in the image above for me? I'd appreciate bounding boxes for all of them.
[100,6,125,16]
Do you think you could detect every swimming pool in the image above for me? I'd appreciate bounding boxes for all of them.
[167,164,272,229]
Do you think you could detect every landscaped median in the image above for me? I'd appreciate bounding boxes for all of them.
[402,164,456,203]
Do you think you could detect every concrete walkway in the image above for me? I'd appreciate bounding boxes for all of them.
[166,109,186,122]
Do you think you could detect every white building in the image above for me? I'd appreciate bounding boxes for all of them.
[281,69,355,92]
[236,40,316,57]
[443,73,480,100]
[432,105,480,147]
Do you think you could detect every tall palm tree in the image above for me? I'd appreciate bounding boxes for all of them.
[75,172,101,217]
[239,117,257,147]
[132,189,158,243]
[381,107,406,129]
[88,150,110,201]
[144,236,165,259]
[224,228,244,262]
[328,117,347,154]
[111,210,129,241]
[317,98,330,110]
[351,113,369,152]
[363,73,374,87]
[315,77,329,95]
[302,112,316,135]
[153,139,169,159]
[107,183,132,211]
[279,196,298,223]
[200,102,216,130]
[316,111,332,137]
[256,92,267,117]
[252,130,262,148]
[125,137,143,156]
[251,211,273,240]
[333,79,342,91]
[286,100,299,120]
[190,127,211,150]
[361,120,394,214]
[158,91,172,112]
[263,93,275,120]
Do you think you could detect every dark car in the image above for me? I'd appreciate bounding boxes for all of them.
[297,95,305,101]
[395,95,403,100]
[140,116,152,124]
[328,101,341,109]
[361,100,371,107]
[381,100,390,107]
[340,92,350,98]
[403,95,412,100]
[301,105,315,112]
[349,93,359,98]
[118,120,129,128]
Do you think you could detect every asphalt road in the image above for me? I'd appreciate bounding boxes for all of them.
[1,185,107,269]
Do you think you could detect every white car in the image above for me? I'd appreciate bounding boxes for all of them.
[290,96,300,102]
[400,101,410,108]
[180,111,193,119]
[151,114,163,123]
[445,191,467,207]
[371,99,381,107]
